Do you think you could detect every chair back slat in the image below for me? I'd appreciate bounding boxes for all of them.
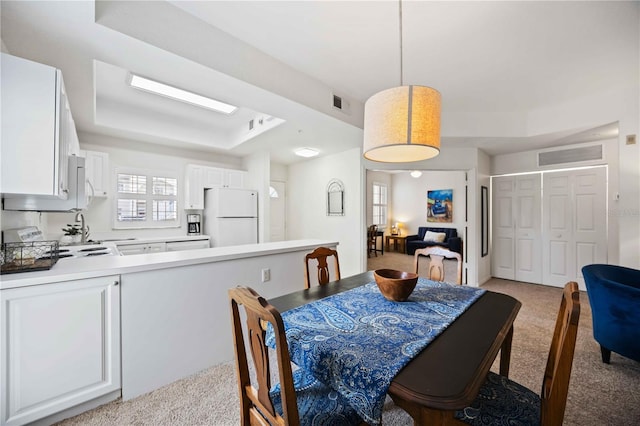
[367,225,378,258]
[229,287,300,425]
[414,246,463,284]
[540,281,580,425]
[304,247,341,289]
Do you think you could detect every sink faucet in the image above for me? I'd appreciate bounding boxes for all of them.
[74,212,87,244]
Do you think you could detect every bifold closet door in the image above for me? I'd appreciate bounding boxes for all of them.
[542,167,607,289]
[492,175,542,283]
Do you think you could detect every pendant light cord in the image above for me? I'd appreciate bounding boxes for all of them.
[399,0,404,86]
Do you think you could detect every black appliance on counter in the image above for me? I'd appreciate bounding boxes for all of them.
[187,214,201,235]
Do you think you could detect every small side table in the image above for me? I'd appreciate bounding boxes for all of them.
[385,235,407,253]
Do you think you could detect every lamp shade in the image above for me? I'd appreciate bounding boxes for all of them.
[363,85,441,163]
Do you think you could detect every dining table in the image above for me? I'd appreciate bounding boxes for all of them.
[267,270,522,425]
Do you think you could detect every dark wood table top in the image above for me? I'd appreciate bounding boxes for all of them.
[269,271,522,414]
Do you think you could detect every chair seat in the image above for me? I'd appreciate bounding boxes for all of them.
[271,369,362,426]
[455,372,541,426]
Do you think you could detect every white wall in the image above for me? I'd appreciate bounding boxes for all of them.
[43,132,246,241]
[364,146,480,173]
[390,171,466,240]
[270,162,288,182]
[477,150,492,285]
[287,148,363,277]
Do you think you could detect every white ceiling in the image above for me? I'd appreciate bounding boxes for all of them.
[1,1,631,164]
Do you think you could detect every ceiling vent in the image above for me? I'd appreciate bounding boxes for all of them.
[332,94,350,114]
[248,119,254,131]
[537,144,603,167]
[333,95,342,109]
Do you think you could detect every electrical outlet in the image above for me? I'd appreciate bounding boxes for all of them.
[261,268,270,282]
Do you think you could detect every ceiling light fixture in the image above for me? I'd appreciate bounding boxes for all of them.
[128,74,237,114]
[294,148,319,158]
[410,170,422,178]
[363,0,441,163]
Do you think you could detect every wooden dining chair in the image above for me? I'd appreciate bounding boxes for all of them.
[228,286,363,426]
[455,281,581,426]
[414,246,463,284]
[304,247,341,289]
[367,225,378,258]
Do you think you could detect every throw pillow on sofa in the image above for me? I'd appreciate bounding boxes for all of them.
[423,231,447,243]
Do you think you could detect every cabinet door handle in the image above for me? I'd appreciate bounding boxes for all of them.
[114,280,119,286]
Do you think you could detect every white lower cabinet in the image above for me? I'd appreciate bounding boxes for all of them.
[165,239,210,251]
[1,276,121,426]
[117,242,166,256]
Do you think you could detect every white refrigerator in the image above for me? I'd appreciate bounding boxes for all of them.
[204,188,258,247]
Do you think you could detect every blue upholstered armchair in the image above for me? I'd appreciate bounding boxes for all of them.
[582,264,640,364]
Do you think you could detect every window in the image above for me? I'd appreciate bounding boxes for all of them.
[372,182,387,226]
[115,169,178,228]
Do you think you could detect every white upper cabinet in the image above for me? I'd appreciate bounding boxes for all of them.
[81,150,110,197]
[185,164,205,210]
[203,167,245,189]
[0,53,79,198]
[203,167,224,188]
[224,169,246,189]
[185,165,246,210]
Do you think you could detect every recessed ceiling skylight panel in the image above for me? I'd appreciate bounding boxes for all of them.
[128,74,237,114]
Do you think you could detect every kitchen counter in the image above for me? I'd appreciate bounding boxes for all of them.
[0,239,336,290]
[1,238,342,423]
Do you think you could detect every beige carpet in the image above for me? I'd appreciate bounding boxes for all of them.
[56,252,640,425]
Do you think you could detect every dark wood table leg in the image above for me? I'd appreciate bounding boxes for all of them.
[499,325,514,378]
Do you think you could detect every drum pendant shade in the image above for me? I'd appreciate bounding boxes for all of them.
[363,85,441,163]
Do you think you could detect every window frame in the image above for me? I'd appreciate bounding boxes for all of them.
[372,181,388,227]
[113,167,180,229]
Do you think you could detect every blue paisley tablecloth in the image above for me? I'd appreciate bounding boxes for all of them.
[265,278,486,425]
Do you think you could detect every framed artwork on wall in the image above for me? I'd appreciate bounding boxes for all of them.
[427,189,453,223]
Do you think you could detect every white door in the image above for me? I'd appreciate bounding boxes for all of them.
[492,176,516,280]
[270,181,286,242]
[543,167,607,289]
[491,175,542,282]
[514,175,542,283]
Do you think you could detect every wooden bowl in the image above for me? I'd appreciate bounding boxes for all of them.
[373,269,418,302]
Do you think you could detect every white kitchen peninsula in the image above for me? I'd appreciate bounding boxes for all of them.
[0,239,338,424]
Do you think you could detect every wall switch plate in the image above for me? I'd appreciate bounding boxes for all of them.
[261,268,270,282]
[626,134,636,145]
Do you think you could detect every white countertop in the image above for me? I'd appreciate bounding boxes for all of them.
[0,239,338,290]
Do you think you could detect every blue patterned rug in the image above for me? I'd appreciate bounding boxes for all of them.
[266,278,486,424]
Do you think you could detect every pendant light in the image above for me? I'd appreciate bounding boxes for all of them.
[363,0,441,163]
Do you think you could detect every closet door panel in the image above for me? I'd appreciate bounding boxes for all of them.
[514,175,541,283]
[573,168,607,287]
[543,167,607,289]
[492,176,515,279]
